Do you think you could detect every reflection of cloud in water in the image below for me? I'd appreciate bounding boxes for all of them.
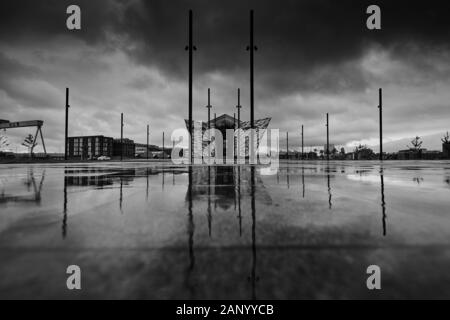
[258,166,278,176]
[346,173,431,189]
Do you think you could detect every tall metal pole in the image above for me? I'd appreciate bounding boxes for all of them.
[120,113,124,161]
[301,125,304,160]
[206,88,212,129]
[379,88,383,161]
[236,88,242,129]
[162,132,165,160]
[249,10,255,129]
[65,88,69,160]
[185,10,196,164]
[286,132,289,160]
[326,113,329,161]
[146,124,149,160]
[236,89,242,165]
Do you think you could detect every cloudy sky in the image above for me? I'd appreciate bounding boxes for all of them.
[1,0,450,153]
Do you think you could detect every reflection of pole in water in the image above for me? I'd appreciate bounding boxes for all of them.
[208,166,212,237]
[188,166,195,271]
[302,167,305,198]
[287,164,290,189]
[146,168,149,202]
[327,167,332,210]
[62,175,68,239]
[234,167,237,211]
[184,166,196,297]
[119,177,123,214]
[237,166,242,237]
[380,168,387,236]
[248,166,258,300]
[38,169,46,202]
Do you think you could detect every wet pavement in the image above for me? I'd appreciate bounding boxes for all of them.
[0,160,450,299]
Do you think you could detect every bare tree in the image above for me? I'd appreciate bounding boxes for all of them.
[354,144,367,153]
[0,135,9,151]
[442,132,450,144]
[22,134,38,156]
[408,136,423,151]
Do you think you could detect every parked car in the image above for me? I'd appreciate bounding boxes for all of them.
[97,156,111,161]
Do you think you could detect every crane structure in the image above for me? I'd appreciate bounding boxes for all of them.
[0,120,47,154]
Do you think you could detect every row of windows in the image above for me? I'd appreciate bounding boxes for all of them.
[69,139,111,156]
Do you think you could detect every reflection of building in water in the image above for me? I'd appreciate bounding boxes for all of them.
[186,166,271,211]
[65,167,185,188]
[65,169,136,187]
[184,165,261,299]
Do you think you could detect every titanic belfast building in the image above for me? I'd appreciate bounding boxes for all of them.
[185,114,271,160]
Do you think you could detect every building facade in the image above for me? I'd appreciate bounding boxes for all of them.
[113,138,135,158]
[68,136,113,159]
[185,114,271,161]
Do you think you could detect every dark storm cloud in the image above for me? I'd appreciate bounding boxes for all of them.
[117,0,450,94]
[2,0,450,93]
[0,52,59,111]
[0,0,122,44]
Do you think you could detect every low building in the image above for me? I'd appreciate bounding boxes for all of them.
[345,152,356,160]
[113,138,135,158]
[135,144,167,158]
[68,136,113,159]
[398,149,424,160]
[0,151,14,159]
[305,151,318,160]
[443,143,450,159]
[422,150,442,160]
[135,144,149,157]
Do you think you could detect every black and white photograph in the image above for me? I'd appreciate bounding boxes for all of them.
[1,0,450,304]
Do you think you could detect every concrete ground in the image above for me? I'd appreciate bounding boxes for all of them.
[0,160,450,299]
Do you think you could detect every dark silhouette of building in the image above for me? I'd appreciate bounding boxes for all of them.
[443,143,450,159]
[113,138,135,158]
[68,135,113,159]
[398,149,425,160]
